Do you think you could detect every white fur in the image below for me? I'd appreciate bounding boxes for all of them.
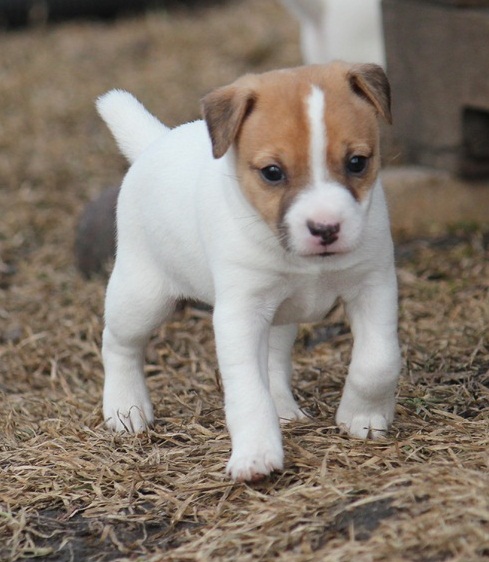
[97,90,168,163]
[99,82,400,482]
[281,0,385,67]
[308,86,327,184]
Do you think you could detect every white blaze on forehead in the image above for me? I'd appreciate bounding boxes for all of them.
[282,84,367,257]
[307,86,327,184]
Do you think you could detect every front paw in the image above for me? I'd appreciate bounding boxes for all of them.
[336,411,390,439]
[103,382,154,433]
[226,442,284,482]
[336,388,395,440]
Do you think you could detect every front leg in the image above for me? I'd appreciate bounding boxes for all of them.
[213,296,283,482]
[337,268,401,439]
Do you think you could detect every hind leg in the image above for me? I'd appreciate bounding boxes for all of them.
[269,324,307,423]
[102,264,176,433]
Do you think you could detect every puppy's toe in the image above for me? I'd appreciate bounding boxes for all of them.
[367,414,389,439]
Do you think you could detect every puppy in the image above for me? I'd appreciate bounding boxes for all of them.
[97,62,401,482]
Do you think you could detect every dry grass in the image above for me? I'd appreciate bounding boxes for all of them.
[0,1,488,560]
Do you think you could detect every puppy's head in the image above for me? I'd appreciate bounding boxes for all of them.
[202,62,391,257]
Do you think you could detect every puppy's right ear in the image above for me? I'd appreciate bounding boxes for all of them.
[201,80,257,159]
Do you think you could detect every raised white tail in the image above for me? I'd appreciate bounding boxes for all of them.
[96,90,169,164]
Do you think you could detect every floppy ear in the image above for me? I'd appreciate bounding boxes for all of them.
[201,81,257,159]
[348,64,392,124]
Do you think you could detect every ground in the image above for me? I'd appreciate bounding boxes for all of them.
[0,1,488,561]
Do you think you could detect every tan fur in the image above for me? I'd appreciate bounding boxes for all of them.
[318,64,383,201]
[235,71,312,232]
[202,62,390,232]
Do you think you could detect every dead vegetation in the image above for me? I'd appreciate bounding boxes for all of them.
[0,1,488,560]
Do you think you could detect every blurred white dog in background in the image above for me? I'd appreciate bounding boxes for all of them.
[281,0,385,67]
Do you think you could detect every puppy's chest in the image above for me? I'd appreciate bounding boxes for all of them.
[273,275,342,325]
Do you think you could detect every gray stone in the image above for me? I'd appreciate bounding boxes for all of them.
[383,0,489,177]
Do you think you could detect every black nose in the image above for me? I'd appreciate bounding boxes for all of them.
[307,220,340,245]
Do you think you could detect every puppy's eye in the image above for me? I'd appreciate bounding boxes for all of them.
[346,155,368,176]
[260,165,286,185]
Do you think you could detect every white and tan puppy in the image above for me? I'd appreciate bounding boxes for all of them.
[97,62,400,482]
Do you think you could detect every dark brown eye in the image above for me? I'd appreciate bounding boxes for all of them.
[346,155,368,176]
[260,165,286,185]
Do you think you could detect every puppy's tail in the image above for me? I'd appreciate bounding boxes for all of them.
[96,90,169,164]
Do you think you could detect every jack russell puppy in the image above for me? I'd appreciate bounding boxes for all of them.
[97,62,401,482]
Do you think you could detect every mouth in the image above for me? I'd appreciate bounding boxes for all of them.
[288,248,338,258]
[279,234,339,258]
[317,251,336,257]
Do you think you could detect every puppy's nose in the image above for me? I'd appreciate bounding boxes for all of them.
[307,220,340,245]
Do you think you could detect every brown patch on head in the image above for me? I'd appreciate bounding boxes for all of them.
[236,72,317,234]
[311,62,391,201]
[202,69,315,233]
[201,63,391,232]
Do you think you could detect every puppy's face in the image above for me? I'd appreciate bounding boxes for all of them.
[202,62,391,257]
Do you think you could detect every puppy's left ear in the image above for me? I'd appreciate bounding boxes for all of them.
[348,64,392,124]
[201,80,257,159]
